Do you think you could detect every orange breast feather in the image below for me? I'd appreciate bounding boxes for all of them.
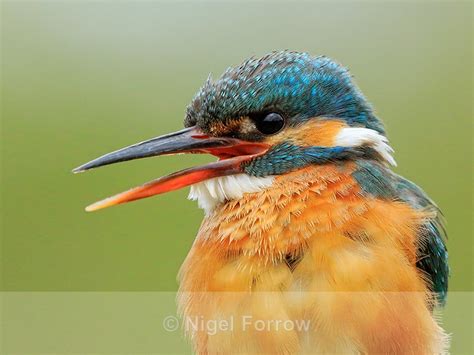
[178,164,448,354]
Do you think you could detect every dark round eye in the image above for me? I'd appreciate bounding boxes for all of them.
[254,112,285,135]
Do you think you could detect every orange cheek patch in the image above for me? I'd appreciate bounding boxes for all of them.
[265,119,347,147]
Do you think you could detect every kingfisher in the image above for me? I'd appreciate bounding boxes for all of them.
[74,51,449,354]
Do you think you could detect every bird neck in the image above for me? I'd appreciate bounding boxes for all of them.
[192,162,361,259]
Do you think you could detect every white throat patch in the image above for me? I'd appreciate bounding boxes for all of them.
[188,174,274,214]
[335,127,396,166]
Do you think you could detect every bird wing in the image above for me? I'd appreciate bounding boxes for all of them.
[352,161,449,305]
[396,177,449,305]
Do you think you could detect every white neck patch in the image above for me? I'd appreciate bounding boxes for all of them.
[335,127,396,166]
[188,174,274,214]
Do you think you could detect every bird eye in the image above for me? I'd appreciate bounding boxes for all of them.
[254,112,285,135]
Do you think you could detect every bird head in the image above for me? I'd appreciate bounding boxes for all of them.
[74,51,395,212]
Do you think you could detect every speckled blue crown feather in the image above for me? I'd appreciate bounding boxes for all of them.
[185,51,384,134]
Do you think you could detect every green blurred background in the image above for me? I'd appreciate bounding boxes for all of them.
[1,1,472,353]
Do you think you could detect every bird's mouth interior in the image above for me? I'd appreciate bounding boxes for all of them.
[73,126,269,211]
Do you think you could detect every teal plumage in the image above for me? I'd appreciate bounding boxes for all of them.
[185,51,384,134]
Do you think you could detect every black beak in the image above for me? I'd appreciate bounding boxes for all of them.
[73,127,253,173]
[73,126,269,211]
